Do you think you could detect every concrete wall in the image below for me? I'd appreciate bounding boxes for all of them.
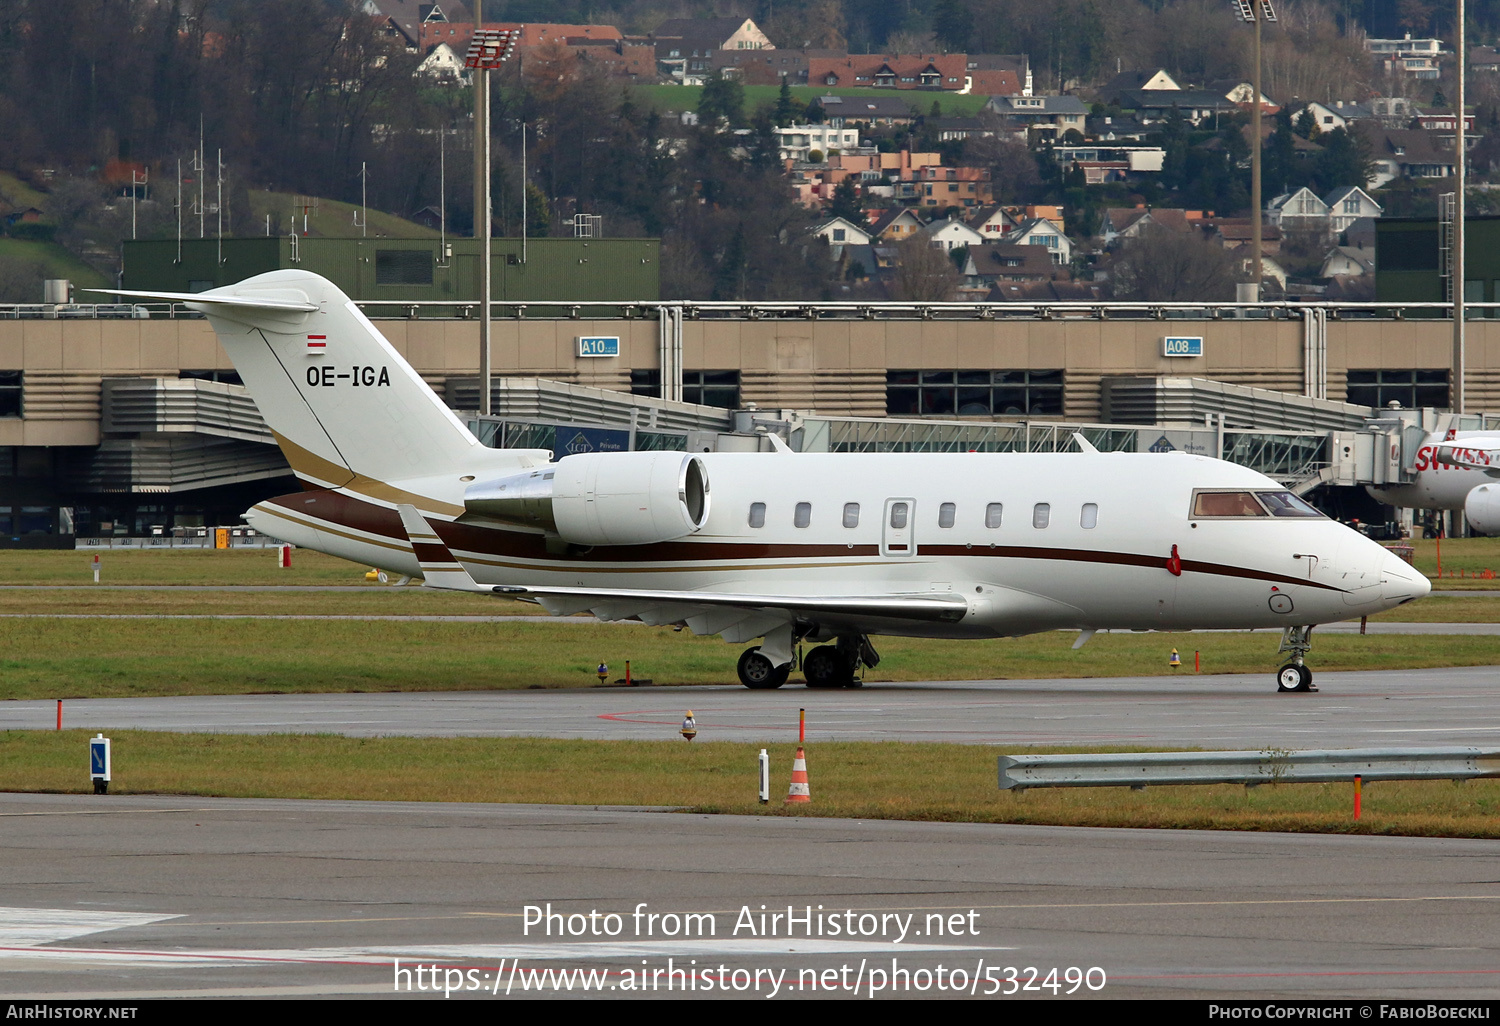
[3,314,1498,446]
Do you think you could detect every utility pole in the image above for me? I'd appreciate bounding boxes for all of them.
[464,20,517,420]
[1232,1,1277,301]
[1454,0,1466,414]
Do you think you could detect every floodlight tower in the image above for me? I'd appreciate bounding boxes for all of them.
[464,16,519,418]
[1232,0,1276,301]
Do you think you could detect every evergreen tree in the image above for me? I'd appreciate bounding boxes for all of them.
[774,79,798,128]
[829,177,865,226]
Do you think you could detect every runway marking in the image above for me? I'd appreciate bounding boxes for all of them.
[0,907,180,947]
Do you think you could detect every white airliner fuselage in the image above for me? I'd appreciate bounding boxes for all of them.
[102,271,1430,693]
[1368,431,1500,534]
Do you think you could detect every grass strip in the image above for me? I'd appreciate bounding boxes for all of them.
[2,618,1498,699]
[5,731,1499,839]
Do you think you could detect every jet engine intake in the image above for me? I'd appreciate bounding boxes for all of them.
[464,451,711,546]
[1465,483,1500,536]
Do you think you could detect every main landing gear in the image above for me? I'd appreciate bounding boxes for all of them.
[1276,625,1317,693]
[735,634,879,690]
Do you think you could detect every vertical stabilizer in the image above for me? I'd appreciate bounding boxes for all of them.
[104,270,484,488]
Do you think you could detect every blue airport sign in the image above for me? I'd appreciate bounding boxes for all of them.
[1162,336,1203,357]
[577,336,620,358]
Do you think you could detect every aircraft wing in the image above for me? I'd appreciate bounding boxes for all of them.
[397,503,968,642]
[495,584,968,634]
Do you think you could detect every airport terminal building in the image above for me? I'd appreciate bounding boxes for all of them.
[2,229,1498,546]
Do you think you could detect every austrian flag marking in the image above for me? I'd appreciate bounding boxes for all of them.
[306,335,327,354]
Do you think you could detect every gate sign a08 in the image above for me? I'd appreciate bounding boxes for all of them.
[1162,336,1203,357]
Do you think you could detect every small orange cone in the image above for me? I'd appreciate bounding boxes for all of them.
[785,746,811,804]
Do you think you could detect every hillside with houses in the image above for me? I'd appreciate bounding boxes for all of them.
[4,0,1500,300]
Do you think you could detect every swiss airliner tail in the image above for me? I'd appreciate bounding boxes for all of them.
[99,271,485,488]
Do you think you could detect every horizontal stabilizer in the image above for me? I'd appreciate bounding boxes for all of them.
[397,504,491,593]
[1434,444,1500,477]
[85,287,319,312]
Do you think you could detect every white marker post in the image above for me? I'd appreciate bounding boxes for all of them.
[89,734,111,795]
[92,555,100,584]
[758,749,770,804]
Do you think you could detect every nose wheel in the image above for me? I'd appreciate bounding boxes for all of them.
[1275,626,1317,693]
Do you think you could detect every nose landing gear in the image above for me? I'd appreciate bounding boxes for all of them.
[1276,625,1317,693]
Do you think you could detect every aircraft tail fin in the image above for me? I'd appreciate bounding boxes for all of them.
[396,504,492,592]
[93,271,485,489]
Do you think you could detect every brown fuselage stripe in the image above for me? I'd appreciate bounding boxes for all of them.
[263,490,1346,592]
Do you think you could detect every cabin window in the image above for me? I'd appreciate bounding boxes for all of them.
[1191,491,1267,518]
[1081,503,1098,529]
[985,502,1003,528]
[843,502,860,528]
[1255,492,1324,518]
[748,502,766,528]
[794,502,812,528]
[938,502,956,528]
[1032,503,1050,529]
[890,502,909,529]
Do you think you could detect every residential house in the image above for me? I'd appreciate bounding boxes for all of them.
[416,41,465,82]
[962,243,1055,285]
[1322,186,1383,233]
[775,124,861,162]
[967,205,1015,238]
[983,95,1088,136]
[1320,246,1375,279]
[967,54,1031,96]
[894,165,994,209]
[923,217,985,251]
[1116,89,1245,126]
[869,208,926,242]
[565,39,657,82]
[1096,69,1181,102]
[1207,79,1274,111]
[711,48,841,85]
[1098,207,1153,245]
[808,54,968,91]
[1471,45,1500,72]
[928,117,1000,142]
[1357,125,1456,185]
[810,216,873,254]
[1266,187,1330,233]
[370,0,469,51]
[989,280,1103,302]
[1205,218,1282,254]
[1415,109,1477,133]
[1365,34,1447,79]
[654,17,772,83]
[1006,217,1072,264]
[818,95,922,127]
[1087,115,1151,140]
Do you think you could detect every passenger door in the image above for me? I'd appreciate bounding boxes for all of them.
[882,498,916,557]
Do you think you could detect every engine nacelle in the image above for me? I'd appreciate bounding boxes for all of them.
[1464,484,1500,536]
[464,451,711,546]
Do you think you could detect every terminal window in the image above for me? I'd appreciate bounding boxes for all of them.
[0,371,19,417]
[1345,369,1448,409]
[631,370,740,408]
[886,369,1063,417]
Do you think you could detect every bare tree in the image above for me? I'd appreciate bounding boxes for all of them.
[1110,225,1243,301]
[891,235,962,301]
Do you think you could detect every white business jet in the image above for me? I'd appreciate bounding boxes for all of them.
[102,271,1430,693]
[1368,429,1500,535]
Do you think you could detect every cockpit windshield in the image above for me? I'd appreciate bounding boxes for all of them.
[1191,491,1267,517]
[1254,491,1324,518]
[1191,489,1326,519]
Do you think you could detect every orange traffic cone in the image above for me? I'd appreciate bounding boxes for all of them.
[785,746,811,804]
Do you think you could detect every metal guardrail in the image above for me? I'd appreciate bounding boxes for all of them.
[997,747,1500,791]
[11,299,1500,322]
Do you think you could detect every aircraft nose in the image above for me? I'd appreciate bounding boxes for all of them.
[1379,549,1431,604]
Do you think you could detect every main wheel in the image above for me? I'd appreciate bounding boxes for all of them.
[1276,663,1308,693]
[738,647,788,689]
[803,646,848,688]
[1298,664,1315,692]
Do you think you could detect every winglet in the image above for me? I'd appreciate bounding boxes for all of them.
[1072,432,1100,454]
[395,504,490,592]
